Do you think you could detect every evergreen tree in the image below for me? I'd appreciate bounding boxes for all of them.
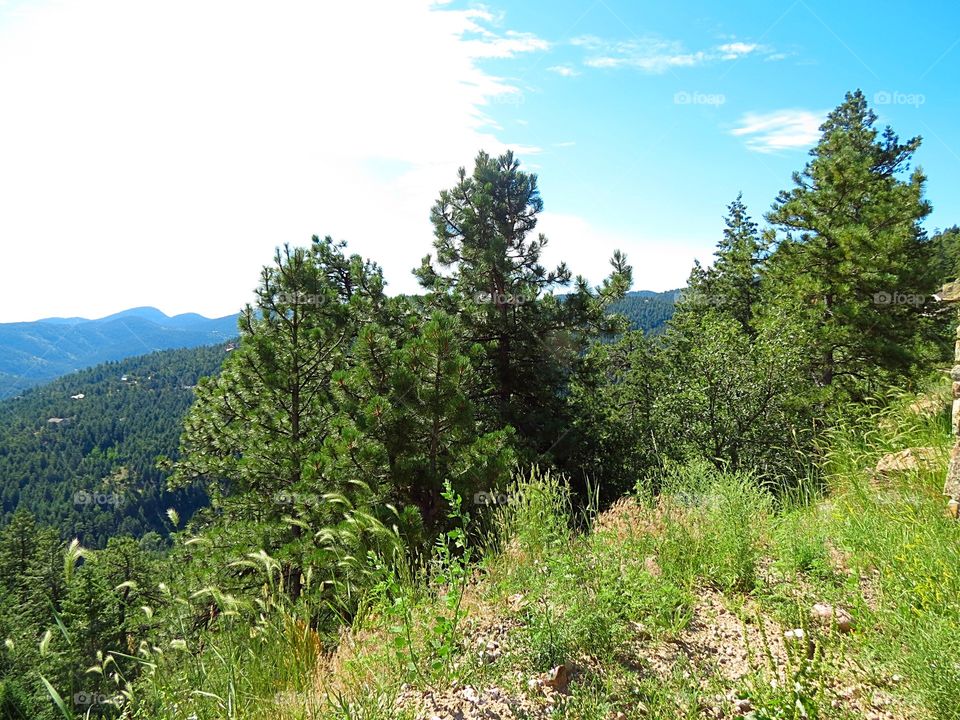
[416,150,632,458]
[685,194,767,333]
[324,312,515,530]
[761,90,934,398]
[931,225,960,286]
[567,331,664,498]
[171,238,385,600]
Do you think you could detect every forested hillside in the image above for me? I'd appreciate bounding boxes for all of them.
[607,289,678,335]
[3,91,960,720]
[0,297,669,551]
[0,308,238,399]
[0,344,228,546]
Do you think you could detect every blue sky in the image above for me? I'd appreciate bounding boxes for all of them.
[475,0,960,253]
[0,0,957,322]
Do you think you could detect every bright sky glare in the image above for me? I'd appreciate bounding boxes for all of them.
[0,0,957,322]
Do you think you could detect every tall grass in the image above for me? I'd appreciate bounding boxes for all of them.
[815,380,960,719]
[47,380,960,720]
[653,459,773,593]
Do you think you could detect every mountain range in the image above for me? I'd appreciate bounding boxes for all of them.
[0,293,679,400]
[0,307,239,399]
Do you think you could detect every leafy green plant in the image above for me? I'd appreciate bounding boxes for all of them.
[424,480,475,679]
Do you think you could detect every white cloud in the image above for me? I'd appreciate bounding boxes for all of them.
[0,0,549,321]
[716,42,759,60]
[571,35,773,73]
[464,29,550,58]
[573,35,704,73]
[547,64,580,77]
[731,110,826,153]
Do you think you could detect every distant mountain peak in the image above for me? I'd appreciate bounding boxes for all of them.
[0,308,240,398]
[97,306,172,323]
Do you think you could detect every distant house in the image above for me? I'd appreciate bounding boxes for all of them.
[47,417,64,424]
[70,393,85,400]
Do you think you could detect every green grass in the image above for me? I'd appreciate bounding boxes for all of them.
[84,381,960,720]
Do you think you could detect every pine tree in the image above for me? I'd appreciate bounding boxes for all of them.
[931,225,960,285]
[171,237,385,599]
[416,150,632,458]
[324,311,515,531]
[680,194,767,338]
[761,90,934,398]
[689,195,767,331]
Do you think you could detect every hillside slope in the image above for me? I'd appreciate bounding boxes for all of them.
[0,343,228,545]
[607,289,678,335]
[128,384,957,720]
[0,294,671,401]
[0,307,238,398]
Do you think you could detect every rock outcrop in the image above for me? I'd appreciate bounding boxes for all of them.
[939,286,960,516]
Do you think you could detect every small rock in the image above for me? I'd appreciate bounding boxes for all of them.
[938,280,960,303]
[874,447,937,476]
[644,555,662,577]
[544,664,570,692]
[735,698,753,713]
[811,603,854,633]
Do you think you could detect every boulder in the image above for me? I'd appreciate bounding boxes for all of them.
[810,603,854,633]
[937,280,960,303]
[873,447,937,476]
[945,444,960,500]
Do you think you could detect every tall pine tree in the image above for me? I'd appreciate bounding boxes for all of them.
[416,150,632,459]
[761,90,934,398]
[171,237,386,600]
[685,194,767,333]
